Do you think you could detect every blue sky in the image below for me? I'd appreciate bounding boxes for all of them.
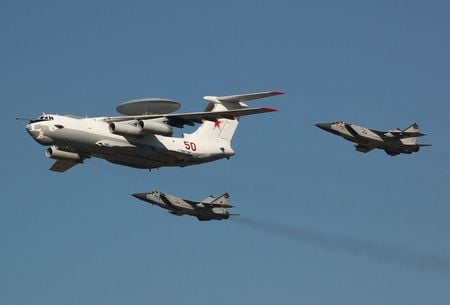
[2,1,450,304]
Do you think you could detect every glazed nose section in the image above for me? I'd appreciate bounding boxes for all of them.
[25,123,39,138]
[315,123,333,131]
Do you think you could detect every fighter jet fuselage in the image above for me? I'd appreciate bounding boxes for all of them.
[132,191,235,221]
[316,121,430,156]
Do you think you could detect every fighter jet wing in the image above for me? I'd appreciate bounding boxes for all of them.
[383,130,426,138]
[102,107,277,127]
[202,202,234,208]
[49,159,80,172]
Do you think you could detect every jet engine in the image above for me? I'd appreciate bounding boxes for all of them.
[109,119,173,137]
[109,121,142,137]
[46,146,81,161]
[138,119,173,136]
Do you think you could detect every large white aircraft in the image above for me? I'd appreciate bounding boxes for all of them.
[21,91,282,172]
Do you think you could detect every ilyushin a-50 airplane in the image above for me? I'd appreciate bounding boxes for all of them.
[20,91,282,172]
[316,121,431,156]
[132,191,236,221]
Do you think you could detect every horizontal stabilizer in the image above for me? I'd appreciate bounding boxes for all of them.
[204,91,283,105]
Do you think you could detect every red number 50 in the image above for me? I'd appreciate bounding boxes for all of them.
[184,141,197,151]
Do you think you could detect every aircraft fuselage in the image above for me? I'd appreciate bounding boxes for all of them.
[316,121,425,155]
[133,191,230,221]
[26,114,234,169]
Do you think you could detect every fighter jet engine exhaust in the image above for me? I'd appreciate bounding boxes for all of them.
[233,217,450,276]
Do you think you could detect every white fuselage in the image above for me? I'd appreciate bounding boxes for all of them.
[26,114,235,169]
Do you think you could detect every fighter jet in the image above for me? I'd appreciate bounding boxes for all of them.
[19,91,282,172]
[132,191,236,221]
[315,121,431,156]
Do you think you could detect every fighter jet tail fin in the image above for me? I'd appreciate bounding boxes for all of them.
[388,123,426,139]
[401,123,426,137]
[202,193,234,208]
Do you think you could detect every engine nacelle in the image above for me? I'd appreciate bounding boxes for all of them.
[46,146,81,161]
[138,119,173,136]
[109,121,142,137]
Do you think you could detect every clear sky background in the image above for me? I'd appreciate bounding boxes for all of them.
[1,1,450,304]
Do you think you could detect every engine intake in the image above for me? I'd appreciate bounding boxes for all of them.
[46,146,81,161]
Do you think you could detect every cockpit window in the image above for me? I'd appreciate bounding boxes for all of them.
[38,115,54,120]
[30,115,54,124]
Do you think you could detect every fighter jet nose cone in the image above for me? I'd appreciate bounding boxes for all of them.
[25,124,31,131]
[132,193,147,200]
[315,123,332,131]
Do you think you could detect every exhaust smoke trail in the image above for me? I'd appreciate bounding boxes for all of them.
[233,217,450,276]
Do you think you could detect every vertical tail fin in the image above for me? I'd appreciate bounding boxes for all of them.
[184,102,240,141]
[400,123,425,145]
[210,193,231,206]
[402,123,419,134]
[184,91,282,142]
[201,193,233,208]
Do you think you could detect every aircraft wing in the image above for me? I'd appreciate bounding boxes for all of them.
[202,202,234,208]
[102,107,277,127]
[49,159,80,172]
[384,130,426,138]
[184,200,234,208]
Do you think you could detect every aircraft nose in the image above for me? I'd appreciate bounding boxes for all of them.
[132,193,147,200]
[315,123,333,131]
[25,123,40,138]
